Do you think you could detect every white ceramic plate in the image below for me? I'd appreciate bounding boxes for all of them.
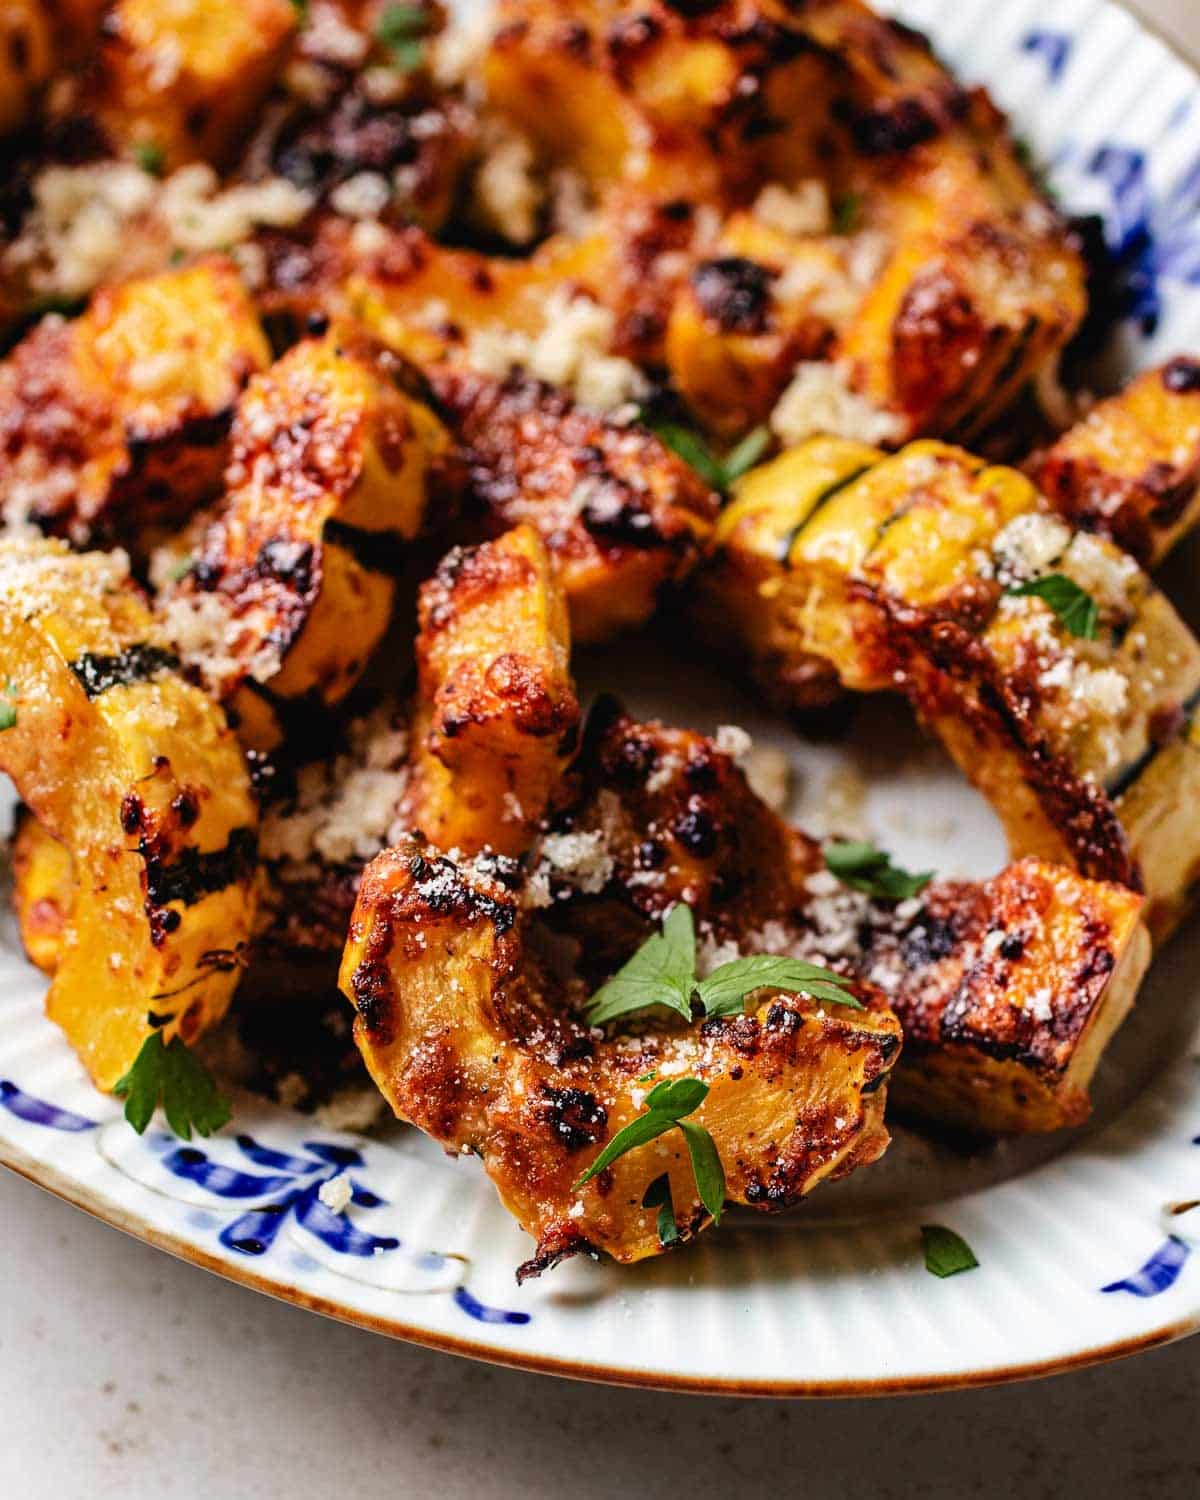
[4,0,1200,1396]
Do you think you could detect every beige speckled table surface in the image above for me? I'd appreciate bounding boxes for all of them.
[3,5,1199,1497]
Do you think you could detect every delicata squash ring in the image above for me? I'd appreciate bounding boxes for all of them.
[0,540,258,1090]
[339,839,902,1274]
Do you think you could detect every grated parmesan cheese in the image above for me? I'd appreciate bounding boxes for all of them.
[752,181,831,237]
[318,1174,354,1214]
[466,286,649,413]
[770,362,904,449]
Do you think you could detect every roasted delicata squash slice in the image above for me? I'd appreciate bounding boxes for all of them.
[339,837,901,1273]
[541,705,1149,1133]
[85,0,297,170]
[1027,358,1200,568]
[704,436,1200,938]
[481,0,1084,443]
[877,860,1148,1134]
[0,258,270,545]
[0,540,258,1090]
[431,369,719,643]
[401,525,580,858]
[157,331,462,751]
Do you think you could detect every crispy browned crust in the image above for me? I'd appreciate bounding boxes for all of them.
[0,259,270,545]
[430,368,719,642]
[402,525,580,857]
[340,837,900,1272]
[1027,358,1200,567]
[159,331,461,736]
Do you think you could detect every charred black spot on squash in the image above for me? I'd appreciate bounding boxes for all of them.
[68,644,181,698]
[538,1085,608,1151]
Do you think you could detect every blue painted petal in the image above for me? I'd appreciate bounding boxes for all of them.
[452,1286,532,1326]
[1101,1235,1191,1297]
[302,1141,364,1168]
[1021,30,1072,83]
[349,1181,385,1209]
[0,1080,97,1132]
[161,1146,296,1199]
[292,1181,400,1257]
[220,1192,300,1256]
[233,1133,324,1175]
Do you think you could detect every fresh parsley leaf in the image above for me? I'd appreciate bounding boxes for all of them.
[1006,574,1099,640]
[921,1223,979,1278]
[720,426,771,484]
[134,142,165,177]
[824,840,934,902]
[636,1070,658,1084]
[651,422,727,489]
[586,905,862,1024]
[650,421,772,492]
[678,1120,725,1223]
[832,192,862,234]
[168,554,194,583]
[376,3,427,68]
[643,1076,708,1118]
[575,1077,725,1226]
[695,954,862,1017]
[574,1109,678,1184]
[585,904,697,1024]
[643,1173,679,1246]
[113,1031,232,1141]
[0,704,16,731]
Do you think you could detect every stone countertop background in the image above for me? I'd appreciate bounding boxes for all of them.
[2,3,1198,1494]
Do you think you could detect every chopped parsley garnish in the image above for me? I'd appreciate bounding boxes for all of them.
[650,421,772,492]
[832,192,862,234]
[825,839,933,901]
[167,554,194,582]
[1006,573,1099,640]
[376,4,428,70]
[134,142,165,177]
[113,1031,231,1141]
[575,1078,725,1225]
[921,1223,979,1278]
[584,902,862,1025]
[0,679,18,731]
[643,1173,679,1246]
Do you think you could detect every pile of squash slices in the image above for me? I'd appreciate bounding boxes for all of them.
[2,0,1200,1277]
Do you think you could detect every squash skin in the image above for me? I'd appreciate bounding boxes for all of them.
[339,837,901,1273]
[157,332,462,750]
[0,259,270,546]
[402,525,580,858]
[0,540,258,1090]
[1027,358,1200,568]
[702,436,1200,940]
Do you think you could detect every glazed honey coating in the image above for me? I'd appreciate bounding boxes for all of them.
[0,258,271,546]
[154,330,463,750]
[0,540,258,1090]
[339,836,901,1274]
[702,435,1200,939]
[538,706,1149,1135]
